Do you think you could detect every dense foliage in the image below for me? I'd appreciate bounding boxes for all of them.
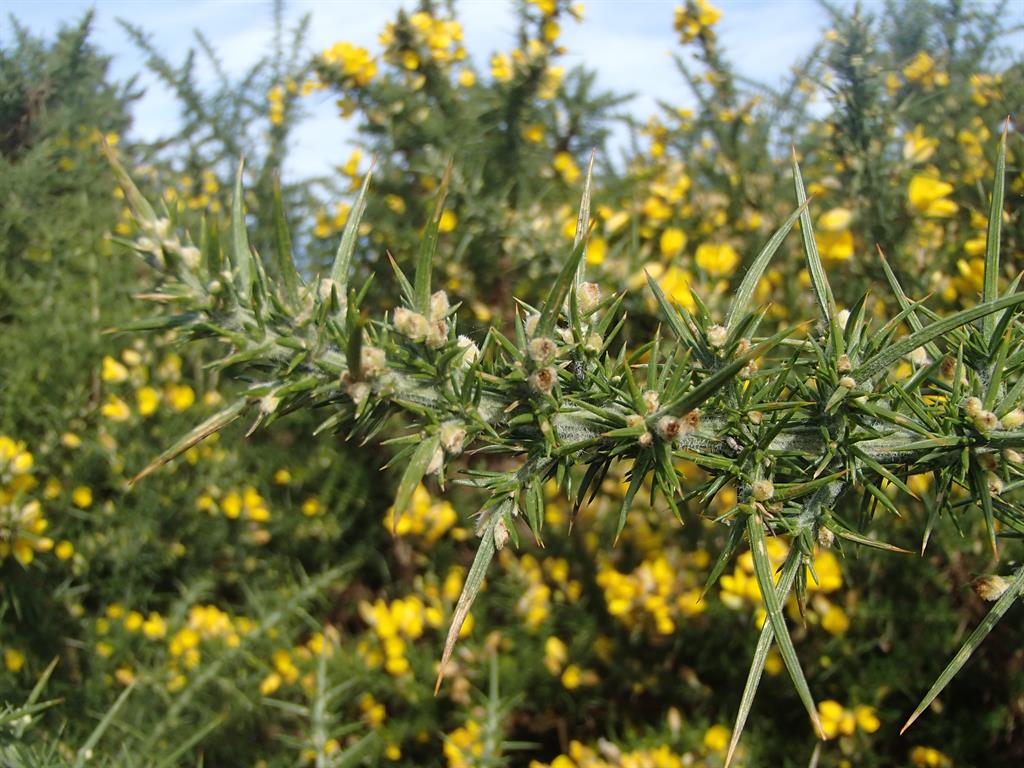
[2,2,1022,767]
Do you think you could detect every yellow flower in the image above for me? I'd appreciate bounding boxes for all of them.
[695,242,739,276]
[819,699,856,739]
[855,705,880,733]
[137,386,160,416]
[908,175,958,218]
[167,384,195,412]
[910,746,952,767]
[101,394,132,422]
[55,540,75,560]
[820,603,850,635]
[560,664,582,689]
[4,648,25,672]
[72,485,93,509]
[553,152,580,184]
[815,229,854,261]
[903,125,938,164]
[142,612,167,639]
[438,210,457,233]
[321,41,377,87]
[586,236,607,265]
[703,724,730,752]
[521,123,545,143]
[101,355,129,383]
[817,207,852,232]
[457,69,476,88]
[61,432,82,449]
[659,227,686,258]
[491,52,513,82]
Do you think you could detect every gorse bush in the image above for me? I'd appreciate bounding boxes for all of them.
[2,1,1023,766]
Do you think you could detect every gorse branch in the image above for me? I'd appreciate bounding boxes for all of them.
[105,129,1023,752]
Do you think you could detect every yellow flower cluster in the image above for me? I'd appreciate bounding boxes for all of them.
[267,84,285,126]
[542,635,597,689]
[694,241,739,276]
[908,174,958,218]
[357,590,447,676]
[380,10,466,72]
[596,551,705,636]
[159,169,223,214]
[196,485,271,522]
[100,349,206,423]
[815,207,855,261]
[0,436,54,565]
[259,630,334,697]
[383,483,457,545]
[720,540,850,635]
[902,51,949,89]
[674,0,723,44]
[321,41,377,88]
[817,699,881,740]
[500,551,581,630]
[443,719,484,768]
[909,746,952,767]
[530,739,688,768]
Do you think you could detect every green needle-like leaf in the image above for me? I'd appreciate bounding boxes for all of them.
[537,234,589,337]
[436,503,505,694]
[746,514,824,737]
[853,291,1024,381]
[901,563,1024,734]
[725,546,802,767]
[231,157,253,291]
[573,149,596,292]
[792,151,834,323]
[414,160,452,313]
[392,435,441,534]
[74,682,136,768]
[656,323,804,418]
[330,164,374,290]
[130,398,250,485]
[982,123,1007,341]
[725,201,806,332]
[271,178,300,304]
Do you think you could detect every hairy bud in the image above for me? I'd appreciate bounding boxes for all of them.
[394,307,429,342]
[346,381,370,405]
[751,479,774,501]
[973,410,998,432]
[642,390,660,413]
[973,575,1010,602]
[493,517,509,550]
[584,331,603,353]
[707,324,728,349]
[429,290,450,320]
[426,318,448,349]
[579,281,602,313]
[426,445,444,476]
[837,354,851,373]
[360,346,386,379]
[963,397,983,418]
[656,416,681,441]
[529,367,556,395]
[456,335,479,366]
[529,337,559,365]
[839,376,856,390]
[440,421,467,456]
[1000,408,1024,430]
[817,526,835,549]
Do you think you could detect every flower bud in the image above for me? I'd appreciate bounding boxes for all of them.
[529,337,559,365]
[973,410,998,432]
[748,410,763,425]
[180,245,201,269]
[394,307,428,342]
[963,397,983,418]
[360,346,386,379]
[440,421,467,456]
[817,526,835,549]
[346,381,370,405]
[837,354,851,373]
[426,445,444,476]
[1003,448,1022,464]
[1000,408,1024,430]
[429,289,450,320]
[318,277,339,303]
[707,324,728,349]
[751,479,774,501]
[426,318,448,349]
[524,313,540,337]
[972,575,1010,601]
[493,517,509,551]
[638,431,653,447]
[584,331,603,353]
[839,376,856,390]
[986,473,1004,494]
[456,335,480,366]
[909,346,929,366]
[529,367,556,395]
[259,395,280,415]
[642,390,660,413]
[579,281,601,313]
[656,416,681,441]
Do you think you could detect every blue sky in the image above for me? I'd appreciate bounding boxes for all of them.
[5,1,1022,179]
